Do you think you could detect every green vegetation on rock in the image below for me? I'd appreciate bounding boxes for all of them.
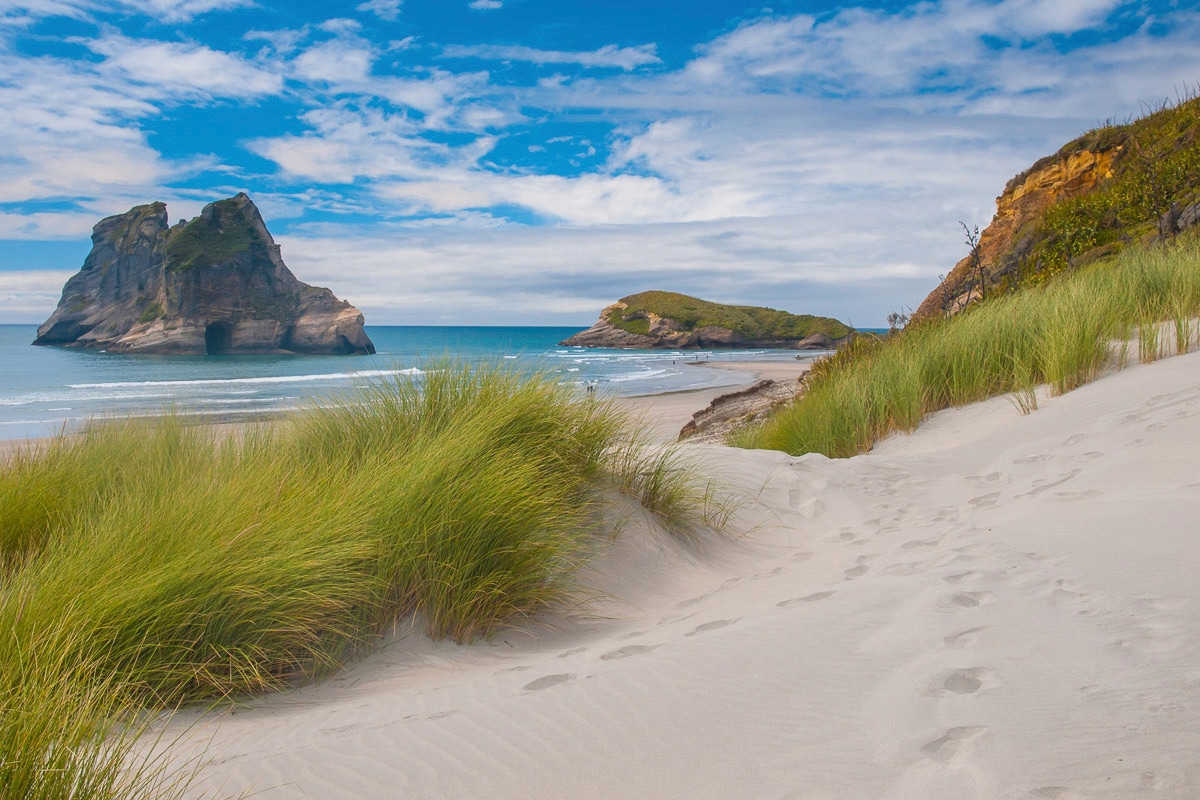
[108,202,166,255]
[608,291,851,340]
[1003,96,1200,288]
[137,300,163,324]
[163,197,261,273]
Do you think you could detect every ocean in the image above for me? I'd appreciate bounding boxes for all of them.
[0,324,833,441]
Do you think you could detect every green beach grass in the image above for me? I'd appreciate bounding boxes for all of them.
[0,363,724,799]
[734,235,1200,457]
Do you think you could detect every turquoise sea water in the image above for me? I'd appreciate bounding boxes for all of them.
[0,325,834,441]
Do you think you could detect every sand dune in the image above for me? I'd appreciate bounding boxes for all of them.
[172,350,1200,799]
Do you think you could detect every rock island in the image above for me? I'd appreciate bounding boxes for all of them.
[34,193,375,355]
[561,291,852,349]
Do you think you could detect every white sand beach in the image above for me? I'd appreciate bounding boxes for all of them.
[160,350,1200,798]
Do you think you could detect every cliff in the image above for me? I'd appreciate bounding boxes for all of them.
[561,291,852,349]
[35,194,375,355]
[915,96,1200,320]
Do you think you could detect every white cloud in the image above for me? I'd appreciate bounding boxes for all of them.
[674,0,1136,100]
[293,37,376,83]
[85,35,283,99]
[136,0,251,22]
[0,269,77,322]
[0,59,175,203]
[443,42,660,70]
[468,0,502,10]
[0,0,251,23]
[357,0,401,22]
[248,104,498,183]
[275,209,955,326]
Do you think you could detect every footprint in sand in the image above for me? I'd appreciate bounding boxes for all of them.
[1054,490,1103,500]
[1063,433,1086,446]
[944,591,995,610]
[828,528,862,544]
[778,591,836,607]
[523,673,573,691]
[943,626,988,649]
[1014,453,1053,464]
[920,726,988,764]
[902,538,941,551]
[557,647,587,659]
[791,551,815,561]
[969,492,1001,508]
[881,563,923,576]
[616,630,649,641]
[494,665,532,675]
[965,472,1002,485]
[675,593,712,609]
[752,566,783,580]
[844,556,872,580]
[1018,470,1083,497]
[600,644,660,660]
[928,667,994,696]
[685,619,738,637]
[942,571,979,584]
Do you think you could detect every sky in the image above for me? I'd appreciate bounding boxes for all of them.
[1,1,1198,328]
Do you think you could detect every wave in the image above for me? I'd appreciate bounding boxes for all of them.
[68,368,422,390]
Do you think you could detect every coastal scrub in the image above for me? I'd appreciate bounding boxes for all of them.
[736,235,1200,456]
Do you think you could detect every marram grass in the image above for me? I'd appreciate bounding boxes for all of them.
[735,236,1200,456]
[0,363,722,799]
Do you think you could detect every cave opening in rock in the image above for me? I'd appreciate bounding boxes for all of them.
[204,321,233,355]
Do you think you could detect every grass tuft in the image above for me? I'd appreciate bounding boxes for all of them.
[739,235,1200,456]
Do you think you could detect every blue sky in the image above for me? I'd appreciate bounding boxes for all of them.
[1,0,1197,327]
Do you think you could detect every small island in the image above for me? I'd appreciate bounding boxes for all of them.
[34,193,375,355]
[561,291,852,349]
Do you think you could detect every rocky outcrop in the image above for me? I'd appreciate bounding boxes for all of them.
[35,194,374,355]
[914,145,1121,320]
[562,294,852,350]
[678,377,806,443]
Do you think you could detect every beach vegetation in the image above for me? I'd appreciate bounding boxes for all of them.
[0,363,722,798]
[734,234,1200,456]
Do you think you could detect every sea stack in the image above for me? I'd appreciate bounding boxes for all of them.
[34,193,375,355]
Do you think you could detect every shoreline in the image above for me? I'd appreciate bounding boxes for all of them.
[0,359,816,459]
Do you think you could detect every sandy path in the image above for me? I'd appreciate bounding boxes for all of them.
[159,349,1200,799]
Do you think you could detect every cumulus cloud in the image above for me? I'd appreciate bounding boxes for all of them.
[248,103,498,183]
[468,0,502,10]
[84,35,283,99]
[443,43,660,70]
[0,0,251,23]
[274,209,954,326]
[674,0,1141,101]
[0,269,77,321]
[293,36,377,83]
[357,0,401,22]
